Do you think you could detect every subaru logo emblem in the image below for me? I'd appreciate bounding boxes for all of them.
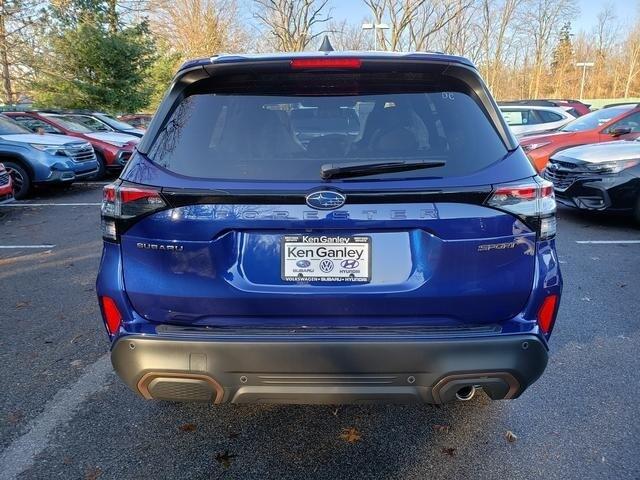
[340,259,359,269]
[296,260,311,268]
[305,190,346,210]
[319,259,334,273]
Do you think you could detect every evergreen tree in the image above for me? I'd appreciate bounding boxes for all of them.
[31,1,155,113]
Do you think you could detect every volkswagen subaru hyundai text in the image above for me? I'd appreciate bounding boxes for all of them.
[97,49,562,405]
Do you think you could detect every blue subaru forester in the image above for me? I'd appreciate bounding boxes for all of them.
[97,50,562,404]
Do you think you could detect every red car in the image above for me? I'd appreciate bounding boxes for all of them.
[0,162,14,203]
[520,104,640,171]
[5,112,139,178]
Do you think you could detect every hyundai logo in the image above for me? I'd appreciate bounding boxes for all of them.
[319,259,334,273]
[340,259,359,269]
[296,259,311,268]
[305,190,346,210]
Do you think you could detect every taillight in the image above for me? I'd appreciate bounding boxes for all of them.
[101,181,166,241]
[290,58,362,69]
[486,177,556,240]
[537,294,559,335]
[100,296,122,335]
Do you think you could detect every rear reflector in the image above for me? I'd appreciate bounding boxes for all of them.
[291,58,362,70]
[101,296,122,335]
[537,294,559,334]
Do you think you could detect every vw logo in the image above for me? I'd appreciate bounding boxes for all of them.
[340,259,359,269]
[305,190,346,210]
[319,259,334,273]
[296,259,311,268]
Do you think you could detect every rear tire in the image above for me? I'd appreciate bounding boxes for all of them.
[4,161,31,199]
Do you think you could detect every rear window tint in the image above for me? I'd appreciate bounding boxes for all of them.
[148,77,508,181]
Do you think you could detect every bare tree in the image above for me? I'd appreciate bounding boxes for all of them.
[329,19,370,51]
[0,0,44,104]
[408,0,474,52]
[521,0,577,98]
[150,0,249,59]
[253,0,331,52]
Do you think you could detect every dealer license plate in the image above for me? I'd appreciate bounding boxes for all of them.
[281,235,371,282]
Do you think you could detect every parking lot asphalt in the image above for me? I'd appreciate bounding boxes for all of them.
[0,182,639,480]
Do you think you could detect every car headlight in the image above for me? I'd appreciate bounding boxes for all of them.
[586,159,640,174]
[30,144,67,156]
[522,142,551,152]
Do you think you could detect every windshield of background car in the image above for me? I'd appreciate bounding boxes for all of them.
[0,116,31,135]
[43,115,93,133]
[561,105,634,132]
[65,115,111,132]
[97,114,136,130]
[147,72,508,181]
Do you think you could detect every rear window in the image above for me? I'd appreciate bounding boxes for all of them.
[148,74,508,181]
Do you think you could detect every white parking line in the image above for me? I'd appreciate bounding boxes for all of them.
[0,245,56,249]
[575,240,640,244]
[0,202,100,207]
[0,355,113,480]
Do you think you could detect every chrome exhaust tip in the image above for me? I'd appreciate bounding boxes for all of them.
[455,385,476,401]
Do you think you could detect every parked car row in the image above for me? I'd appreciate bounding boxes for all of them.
[500,99,640,223]
[0,110,145,198]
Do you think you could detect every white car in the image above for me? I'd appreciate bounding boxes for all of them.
[500,105,575,137]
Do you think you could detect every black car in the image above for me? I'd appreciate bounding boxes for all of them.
[543,139,640,222]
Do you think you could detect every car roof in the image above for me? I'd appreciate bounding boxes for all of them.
[499,105,569,114]
[178,51,476,72]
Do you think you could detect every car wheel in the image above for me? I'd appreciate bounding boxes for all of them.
[4,161,31,200]
[91,152,107,180]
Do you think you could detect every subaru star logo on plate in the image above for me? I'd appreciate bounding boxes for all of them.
[305,190,346,210]
[296,259,311,268]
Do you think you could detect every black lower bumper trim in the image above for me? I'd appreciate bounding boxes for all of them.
[111,334,548,404]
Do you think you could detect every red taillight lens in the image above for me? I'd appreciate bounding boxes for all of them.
[537,294,559,334]
[101,296,122,335]
[486,177,556,240]
[291,58,362,69]
[101,182,166,241]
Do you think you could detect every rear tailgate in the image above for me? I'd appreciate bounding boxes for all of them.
[118,54,538,328]
[120,185,536,327]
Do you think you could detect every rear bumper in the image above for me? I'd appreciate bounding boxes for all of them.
[111,333,548,404]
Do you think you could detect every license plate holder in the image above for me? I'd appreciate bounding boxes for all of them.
[281,235,371,282]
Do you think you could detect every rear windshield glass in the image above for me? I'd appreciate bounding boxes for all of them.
[148,75,507,181]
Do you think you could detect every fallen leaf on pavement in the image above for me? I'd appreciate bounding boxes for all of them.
[505,430,518,442]
[228,431,240,439]
[70,360,83,367]
[84,466,102,480]
[433,424,450,433]
[340,427,362,444]
[178,423,197,432]
[441,447,456,456]
[215,451,236,468]
[15,301,29,309]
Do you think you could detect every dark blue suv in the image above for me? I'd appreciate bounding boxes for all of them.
[97,51,562,405]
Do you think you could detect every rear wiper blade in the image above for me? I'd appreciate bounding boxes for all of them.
[320,159,446,180]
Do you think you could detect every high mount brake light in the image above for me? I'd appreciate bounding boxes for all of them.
[486,177,556,240]
[290,58,362,70]
[101,182,166,241]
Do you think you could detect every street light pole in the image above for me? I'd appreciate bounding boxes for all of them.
[576,62,594,101]
[361,23,390,51]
